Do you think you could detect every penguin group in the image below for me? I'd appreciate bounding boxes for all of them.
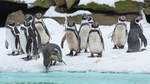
[5,12,65,72]
[61,11,148,58]
[112,15,147,52]
[4,9,148,72]
[61,14,105,57]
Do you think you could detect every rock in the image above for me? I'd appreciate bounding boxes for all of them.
[54,0,65,7]
[145,7,150,15]
[5,10,24,26]
[65,0,76,9]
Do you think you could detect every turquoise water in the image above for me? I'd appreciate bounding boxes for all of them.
[0,72,150,84]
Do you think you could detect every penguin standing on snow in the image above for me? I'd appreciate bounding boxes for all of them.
[112,16,128,49]
[18,20,30,54]
[61,20,80,56]
[42,43,65,72]
[5,20,20,55]
[33,12,50,46]
[127,16,147,53]
[88,22,104,57]
[79,14,91,52]
[21,14,39,61]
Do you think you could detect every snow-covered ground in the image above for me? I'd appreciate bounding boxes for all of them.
[79,0,144,7]
[0,17,150,73]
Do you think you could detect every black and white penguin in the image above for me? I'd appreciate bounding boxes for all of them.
[22,14,39,61]
[88,22,104,57]
[5,20,20,55]
[79,14,91,52]
[112,16,128,49]
[127,16,147,53]
[33,12,50,45]
[61,20,80,56]
[42,43,65,72]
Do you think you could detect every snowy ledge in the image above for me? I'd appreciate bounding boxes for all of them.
[79,0,144,7]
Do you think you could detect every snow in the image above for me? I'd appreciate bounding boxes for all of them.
[0,16,150,73]
[44,6,91,17]
[20,0,36,3]
[79,0,144,7]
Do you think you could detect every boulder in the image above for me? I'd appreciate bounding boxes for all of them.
[5,10,24,26]
[65,0,76,9]
[54,0,65,7]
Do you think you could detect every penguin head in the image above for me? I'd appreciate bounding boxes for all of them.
[91,22,99,28]
[23,21,31,27]
[67,20,75,27]
[24,14,33,22]
[35,12,42,19]
[82,13,88,20]
[8,20,15,26]
[135,15,142,24]
[88,16,94,23]
[118,16,126,22]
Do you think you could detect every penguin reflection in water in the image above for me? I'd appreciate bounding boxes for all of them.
[88,22,104,57]
[127,16,147,53]
[61,20,80,56]
[5,20,21,55]
[112,16,128,49]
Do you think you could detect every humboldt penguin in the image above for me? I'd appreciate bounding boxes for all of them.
[22,14,39,61]
[34,12,50,45]
[127,16,147,53]
[5,20,20,55]
[88,22,104,57]
[79,14,90,52]
[112,16,128,49]
[42,43,65,72]
[61,20,80,56]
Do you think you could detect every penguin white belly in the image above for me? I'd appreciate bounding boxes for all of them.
[35,23,49,44]
[6,28,16,51]
[66,31,79,51]
[89,32,103,54]
[113,25,126,46]
[19,31,27,54]
[79,25,90,49]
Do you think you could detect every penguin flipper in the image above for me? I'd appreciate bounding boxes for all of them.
[61,34,66,48]
[5,40,9,49]
[138,30,147,47]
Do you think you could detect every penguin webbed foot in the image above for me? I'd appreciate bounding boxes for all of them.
[66,51,73,56]
[84,49,88,53]
[119,46,124,49]
[10,51,20,56]
[88,53,95,58]
[113,45,117,49]
[97,53,102,57]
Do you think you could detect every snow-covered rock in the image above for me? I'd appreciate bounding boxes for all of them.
[79,0,144,7]
[44,6,91,17]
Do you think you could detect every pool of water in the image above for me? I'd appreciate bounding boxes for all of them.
[0,72,150,84]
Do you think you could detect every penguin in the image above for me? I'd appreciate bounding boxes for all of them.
[61,20,80,56]
[88,22,104,57]
[79,14,91,52]
[112,16,128,49]
[127,16,147,53]
[5,20,20,55]
[21,14,40,61]
[42,43,65,72]
[33,12,50,45]
[18,22,29,54]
